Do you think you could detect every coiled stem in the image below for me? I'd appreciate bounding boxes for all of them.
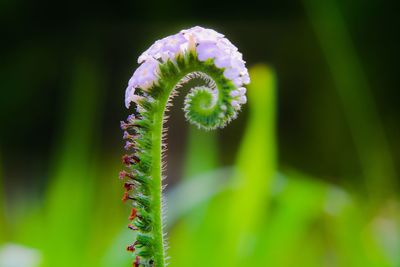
[119,26,249,267]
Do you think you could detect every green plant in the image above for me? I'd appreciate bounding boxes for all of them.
[119,26,249,266]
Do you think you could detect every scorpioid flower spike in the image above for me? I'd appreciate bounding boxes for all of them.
[120,26,249,267]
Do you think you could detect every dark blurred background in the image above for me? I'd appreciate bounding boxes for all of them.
[0,0,399,266]
[1,0,398,196]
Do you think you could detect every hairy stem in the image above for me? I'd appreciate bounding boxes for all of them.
[151,112,164,266]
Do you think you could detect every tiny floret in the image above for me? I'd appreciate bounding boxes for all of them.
[133,58,159,88]
[230,90,240,97]
[238,95,247,104]
[196,42,220,61]
[161,33,187,54]
[231,100,240,110]
[238,87,246,95]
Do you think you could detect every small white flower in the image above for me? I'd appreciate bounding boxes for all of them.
[125,58,160,108]
[230,90,240,97]
[196,42,220,61]
[231,100,240,110]
[223,67,240,80]
[238,95,247,104]
[241,72,250,84]
[161,33,187,53]
[231,57,246,71]
[138,41,163,63]
[238,87,246,95]
[214,52,231,68]
[181,26,224,43]
[217,38,238,53]
[133,58,159,89]
[233,77,243,87]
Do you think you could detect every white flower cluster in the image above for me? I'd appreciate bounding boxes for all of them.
[125,26,249,109]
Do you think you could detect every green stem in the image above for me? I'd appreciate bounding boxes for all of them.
[151,113,165,266]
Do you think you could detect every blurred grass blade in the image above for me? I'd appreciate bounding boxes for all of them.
[183,126,218,178]
[42,56,104,267]
[303,0,397,199]
[217,64,277,266]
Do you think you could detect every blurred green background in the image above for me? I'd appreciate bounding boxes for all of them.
[0,0,399,266]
